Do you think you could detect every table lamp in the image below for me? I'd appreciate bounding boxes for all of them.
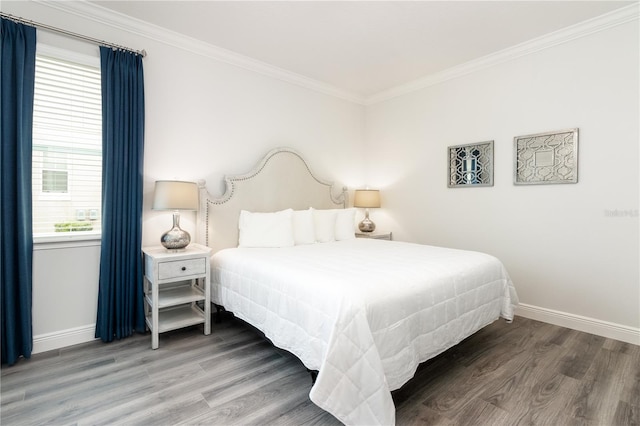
[152,180,198,250]
[353,189,381,232]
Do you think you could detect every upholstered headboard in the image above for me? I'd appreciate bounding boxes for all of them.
[197,147,348,253]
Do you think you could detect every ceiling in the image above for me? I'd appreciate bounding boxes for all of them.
[92,1,633,99]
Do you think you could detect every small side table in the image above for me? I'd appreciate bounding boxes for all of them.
[355,231,392,241]
[142,243,212,349]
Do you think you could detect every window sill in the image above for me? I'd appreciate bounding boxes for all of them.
[34,232,101,250]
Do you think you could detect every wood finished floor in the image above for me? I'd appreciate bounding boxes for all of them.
[1,314,638,426]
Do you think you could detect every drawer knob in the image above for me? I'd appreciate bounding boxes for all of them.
[181,266,186,271]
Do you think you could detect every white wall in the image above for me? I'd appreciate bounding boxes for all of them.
[3,1,366,352]
[141,43,366,246]
[31,240,101,351]
[366,20,639,340]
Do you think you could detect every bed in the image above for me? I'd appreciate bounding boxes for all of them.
[197,147,519,425]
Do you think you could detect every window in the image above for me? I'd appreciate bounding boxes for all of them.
[32,53,102,237]
[41,150,69,193]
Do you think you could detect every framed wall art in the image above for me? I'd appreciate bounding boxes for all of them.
[448,140,494,188]
[514,128,578,185]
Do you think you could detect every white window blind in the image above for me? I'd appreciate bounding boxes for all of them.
[32,54,102,237]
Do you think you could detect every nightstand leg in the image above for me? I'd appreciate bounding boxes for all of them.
[152,331,159,349]
[152,280,159,349]
[204,277,211,335]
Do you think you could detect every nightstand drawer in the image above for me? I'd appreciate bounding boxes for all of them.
[158,258,206,280]
[355,231,392,240]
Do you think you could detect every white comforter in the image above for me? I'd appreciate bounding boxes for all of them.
[211,239,518,425]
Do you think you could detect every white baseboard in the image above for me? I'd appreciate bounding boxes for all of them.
[515,303,640,346]
[31,305,639,354]
[33,324,98,354]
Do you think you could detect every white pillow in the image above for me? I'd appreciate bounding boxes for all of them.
[335,208,356,241]
[238,209,294,248]
[292,209,316,245]
[312,208,337,243]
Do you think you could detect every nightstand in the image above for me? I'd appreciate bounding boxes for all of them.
[142,243,212,349]
[355,231,392,240]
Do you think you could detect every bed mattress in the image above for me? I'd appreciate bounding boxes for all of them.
[211,238,518,425]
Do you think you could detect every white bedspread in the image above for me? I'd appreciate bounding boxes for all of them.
[212,239,518,425]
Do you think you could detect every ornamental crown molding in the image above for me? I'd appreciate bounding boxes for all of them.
[36,1,638,106]
[365,3,639,105]
[34,0,365,104]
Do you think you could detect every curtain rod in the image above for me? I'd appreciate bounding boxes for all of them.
[0,12,147,57]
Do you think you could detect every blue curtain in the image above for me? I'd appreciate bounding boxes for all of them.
[95,47,146,342]
[0,19,36,365]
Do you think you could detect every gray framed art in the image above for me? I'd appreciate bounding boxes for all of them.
[448,140,494,188]
[514,128,578,185]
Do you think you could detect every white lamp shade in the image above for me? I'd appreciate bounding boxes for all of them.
[152,180,198,211]
[353,189,381,208]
